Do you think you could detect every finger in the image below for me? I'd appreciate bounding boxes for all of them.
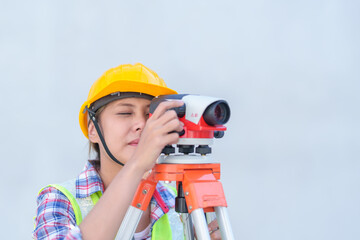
[208,219,221,240]
[210,228,221,240]
[208,219,219,230]
[152,100,184,120]
[156,109,180,126]
[151,100,184,120]
[162,132,181,145]
[161,118,184,134]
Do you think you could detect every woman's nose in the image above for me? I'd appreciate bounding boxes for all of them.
[134,114,147,132]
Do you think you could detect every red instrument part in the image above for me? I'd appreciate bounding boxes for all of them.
[149,111,227,139]
[179,116,227,139]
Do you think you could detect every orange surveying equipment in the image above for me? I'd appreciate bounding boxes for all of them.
[116,94,235,240]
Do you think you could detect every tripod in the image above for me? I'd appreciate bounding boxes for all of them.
[115,141,235,240]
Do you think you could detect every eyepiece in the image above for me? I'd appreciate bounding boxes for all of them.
[203,100,230,126]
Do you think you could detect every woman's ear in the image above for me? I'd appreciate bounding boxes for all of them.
[88,121,100,143]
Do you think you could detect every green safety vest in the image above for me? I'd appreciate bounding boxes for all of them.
[39,179,183,239]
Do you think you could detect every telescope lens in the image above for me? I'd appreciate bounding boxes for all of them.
[203,100,230,125]
[215,104,225,121]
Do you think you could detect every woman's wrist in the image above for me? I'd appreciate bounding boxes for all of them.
[129,147,157,172]
[125,154,151,177]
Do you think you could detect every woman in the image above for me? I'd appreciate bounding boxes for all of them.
[33,63,221,239]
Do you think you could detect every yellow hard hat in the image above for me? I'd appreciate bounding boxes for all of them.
[79,63,177,138]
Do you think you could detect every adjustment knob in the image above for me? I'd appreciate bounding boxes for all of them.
[214,131,225,138]
[196,145,212,155]
[161,145,175,155]
[178,145,195,154]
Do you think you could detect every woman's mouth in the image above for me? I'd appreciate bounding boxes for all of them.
[128,139,140,146]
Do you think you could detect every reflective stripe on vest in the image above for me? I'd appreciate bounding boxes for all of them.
[43,179,183,239]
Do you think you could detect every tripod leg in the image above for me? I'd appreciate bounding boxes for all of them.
[116,172,158,240]
[181,213,195,240]
[215,206,235,240]
[115,206,142,240]
[191,208,211,240]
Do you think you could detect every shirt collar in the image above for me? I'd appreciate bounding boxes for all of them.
[75,161,104,198]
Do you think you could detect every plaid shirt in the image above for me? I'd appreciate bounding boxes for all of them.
[33,161,176,240]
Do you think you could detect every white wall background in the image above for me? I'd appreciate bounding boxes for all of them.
[0,0,359,239]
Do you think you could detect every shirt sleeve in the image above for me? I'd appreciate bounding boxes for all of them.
[33,187,83,240]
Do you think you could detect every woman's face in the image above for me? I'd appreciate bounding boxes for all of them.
[91,97,151,165]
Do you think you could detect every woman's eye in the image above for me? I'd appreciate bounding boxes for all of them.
[117,112,132,115]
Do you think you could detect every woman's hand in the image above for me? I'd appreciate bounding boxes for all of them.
[208,219,222,240]
[130,100,184,172]
[194,219,222,239]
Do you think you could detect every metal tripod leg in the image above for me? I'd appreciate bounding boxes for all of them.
[116,173,158,240]
[215,206,235,240]
[181,213,195,240]
[191,208,211,240]
[115,206,143,240]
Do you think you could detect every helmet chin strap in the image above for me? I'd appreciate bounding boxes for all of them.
[86,106,125,166]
